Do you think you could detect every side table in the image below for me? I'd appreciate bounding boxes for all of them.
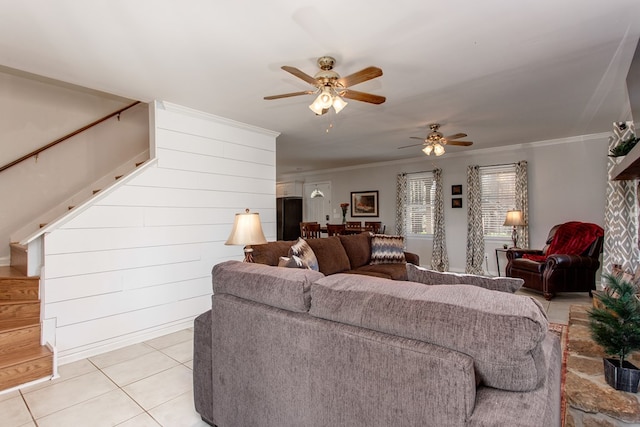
[495,248,508,277]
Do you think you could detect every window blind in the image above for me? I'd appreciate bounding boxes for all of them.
[406,172,435,236]
[480,164,516,237]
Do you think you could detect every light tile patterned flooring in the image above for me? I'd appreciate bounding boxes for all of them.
[1,289,592,427]
[1,328,208,427]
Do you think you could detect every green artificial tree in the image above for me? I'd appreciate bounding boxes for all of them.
[588,274,640,391]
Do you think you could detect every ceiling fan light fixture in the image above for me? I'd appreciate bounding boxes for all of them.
[332,95,348,114]
[422,144,434,155]
[309,96,326,115]
[433,143,445,156]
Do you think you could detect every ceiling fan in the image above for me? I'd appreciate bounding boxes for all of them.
[264,56,385,115]
[399,123,473,156]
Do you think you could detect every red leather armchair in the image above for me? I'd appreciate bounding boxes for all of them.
[506,223,604,300]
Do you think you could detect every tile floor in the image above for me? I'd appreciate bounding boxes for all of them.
[1,289,592,427]
[2,328,208,427]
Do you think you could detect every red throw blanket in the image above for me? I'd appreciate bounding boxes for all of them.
[523,221,604,262]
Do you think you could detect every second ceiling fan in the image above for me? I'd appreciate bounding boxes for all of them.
[399,123,473,156]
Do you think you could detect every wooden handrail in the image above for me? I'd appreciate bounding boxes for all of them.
[0,101,141,174]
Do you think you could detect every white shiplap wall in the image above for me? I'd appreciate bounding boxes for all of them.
[41,101,279,364]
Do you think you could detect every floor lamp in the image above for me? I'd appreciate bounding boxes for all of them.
[503,209,525,248]
[225,209,267,262]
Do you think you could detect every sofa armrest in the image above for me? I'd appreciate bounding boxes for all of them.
[506,248,543,261]
[404,251,419,265]
[545,254,600,270]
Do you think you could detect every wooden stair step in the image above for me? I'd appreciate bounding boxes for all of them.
[0,345,53,391]
[0,323,41,355]
[0,300,40,321]
[136,161,144,167]
[115,174,123,180]
[93,189,100,194]
[0,277,39,301]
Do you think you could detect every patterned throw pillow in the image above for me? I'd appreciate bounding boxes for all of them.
[370,234,406,265]
[277,256,306,269]
[288,238,319,271]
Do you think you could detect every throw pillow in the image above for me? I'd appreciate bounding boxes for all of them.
[370,234,406,265]
[277,256,306,269]
[288,238,319,271]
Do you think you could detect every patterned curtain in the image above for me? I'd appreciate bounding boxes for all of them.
[466,165,485,274]
[431,168,449,271]
[603,121,640,276]
[395,173,407,237]
[515,160,530,248]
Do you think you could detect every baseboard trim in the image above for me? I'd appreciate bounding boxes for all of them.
[56,318,195,366]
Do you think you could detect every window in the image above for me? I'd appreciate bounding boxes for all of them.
[480,164,516,237]
[405,172,435,236]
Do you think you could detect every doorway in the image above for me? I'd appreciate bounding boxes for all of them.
[303,182,332,225]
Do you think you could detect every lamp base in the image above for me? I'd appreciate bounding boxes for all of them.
[511,226,518,248]
[243,246,254,263]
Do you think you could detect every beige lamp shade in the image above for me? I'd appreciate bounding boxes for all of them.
[225,209,267,261]
[503,209,525,226]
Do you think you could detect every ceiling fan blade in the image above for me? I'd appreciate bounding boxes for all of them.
[338,66,383,88]
[281,66,318,86]
[443,133,467,140]
[342,89,386,104]
[397,142,426,149]
[264,91,314,100]
[446,140,473,146]
[409,137,426,140]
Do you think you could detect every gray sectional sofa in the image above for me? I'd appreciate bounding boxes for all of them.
[194,261,561,427]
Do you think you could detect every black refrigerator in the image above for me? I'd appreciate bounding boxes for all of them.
[277,197,303,241]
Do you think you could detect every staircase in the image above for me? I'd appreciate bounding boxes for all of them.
[0,244,53,392]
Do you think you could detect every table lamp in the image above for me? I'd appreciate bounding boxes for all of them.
[225,208,267,262]
[503,209,525,248]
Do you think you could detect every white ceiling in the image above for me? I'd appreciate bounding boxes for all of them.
[1,1,640,176]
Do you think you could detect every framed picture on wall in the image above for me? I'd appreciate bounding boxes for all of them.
[351,191,379,217]
[452,198,462,208]
[452,184,462,195]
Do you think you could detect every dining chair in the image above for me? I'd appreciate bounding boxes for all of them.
[364,221,382,234]
[345,221,361,230]
[326,223,346,236]
[300,222,321,239]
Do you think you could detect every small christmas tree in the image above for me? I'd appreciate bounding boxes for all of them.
[588,274,640,368]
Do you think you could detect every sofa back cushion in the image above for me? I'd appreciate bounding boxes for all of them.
[338,233,371,269]
[212,260,324,312]
[406,264,524,293]
[306,236,351,275]
[309,273,549,392]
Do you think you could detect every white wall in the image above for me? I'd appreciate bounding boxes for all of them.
[41,101,278,364]
[279,134,608,275]
[0,68,147,262]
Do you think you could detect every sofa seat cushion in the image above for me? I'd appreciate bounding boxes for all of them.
[353,263,409,280]
[309,273,549,392]
[406,264,524,293]
[306,236,351,275]
[338,233,371,269]
[212,260,324,313]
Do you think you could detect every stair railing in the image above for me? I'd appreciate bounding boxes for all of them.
[0,101,140,174]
